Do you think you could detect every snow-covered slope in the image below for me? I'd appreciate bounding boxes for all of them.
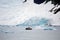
[0,0,60,25]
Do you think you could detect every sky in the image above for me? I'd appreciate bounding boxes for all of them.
[0,0,60,25]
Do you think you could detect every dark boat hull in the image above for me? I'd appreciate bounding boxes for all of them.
[25,27,32,30]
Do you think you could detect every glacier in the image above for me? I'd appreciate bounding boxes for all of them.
[17,17,50,26]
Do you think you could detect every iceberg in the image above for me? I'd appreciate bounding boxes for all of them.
[34,26,56,30]
[16,17,50,26]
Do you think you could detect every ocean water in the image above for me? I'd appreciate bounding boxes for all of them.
[0,26,60,40]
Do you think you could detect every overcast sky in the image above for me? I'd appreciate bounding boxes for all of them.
[0,0,60,25]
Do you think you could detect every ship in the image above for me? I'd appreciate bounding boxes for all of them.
[25,27,32,30]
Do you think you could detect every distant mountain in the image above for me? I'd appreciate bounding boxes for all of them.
[16,17,49,26]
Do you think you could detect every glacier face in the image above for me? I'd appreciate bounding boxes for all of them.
[17,17,50,26]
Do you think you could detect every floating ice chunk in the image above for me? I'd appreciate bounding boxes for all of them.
[43,27,56,30]
[34,26,56,30]
[0,29,14,33]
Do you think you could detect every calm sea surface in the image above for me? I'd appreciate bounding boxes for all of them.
[0,26,60,40]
